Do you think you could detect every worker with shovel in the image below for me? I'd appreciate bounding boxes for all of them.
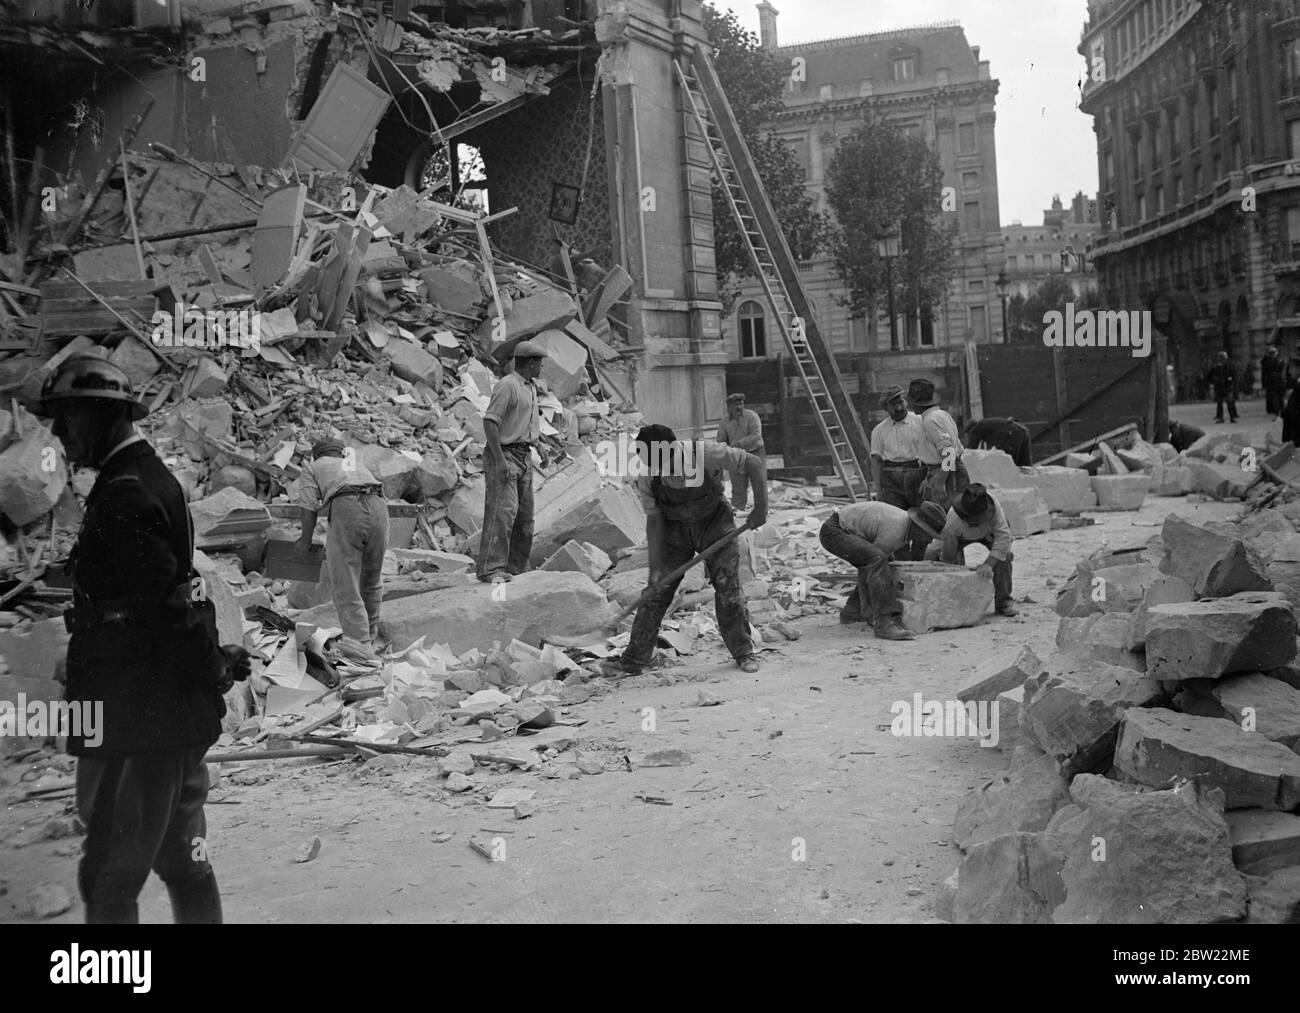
[599,424,767,677]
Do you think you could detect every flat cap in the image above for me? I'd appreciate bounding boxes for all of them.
[512,339,549,359]
[312,438,345,458]
[726,393,745,404]
[879,384,906,409]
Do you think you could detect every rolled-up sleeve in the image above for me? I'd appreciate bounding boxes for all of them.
[295,462,322,511]
[923,413,954,455]
[483,380,516,428]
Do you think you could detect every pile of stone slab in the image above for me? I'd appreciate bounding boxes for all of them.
[937,508,1300,924]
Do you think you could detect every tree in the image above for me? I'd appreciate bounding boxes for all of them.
[823,118,958,334]
[702,4,829,308]
[1006,275,1101,343]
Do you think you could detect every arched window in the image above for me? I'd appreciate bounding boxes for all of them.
[738,301,767,359]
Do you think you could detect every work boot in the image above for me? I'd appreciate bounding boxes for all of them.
[995,601,1020,617]
[874,618,915,641]
[599,655,650,679]
[477,570,511,583]
[166,871,224,925]
[736,655,760,673]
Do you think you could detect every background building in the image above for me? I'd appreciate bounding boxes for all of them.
[1002,192,1103,302]
[721,8,1005,363]
[1078,0,1300,400]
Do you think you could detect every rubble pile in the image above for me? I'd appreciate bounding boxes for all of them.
[937,505,1300,925]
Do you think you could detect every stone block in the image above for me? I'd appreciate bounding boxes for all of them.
[1125,575,1195,651]
[1050,778,1247,924]
[380,570,617,656]
[192,549,244,646]
[1082,561,1160,615]
[1177,672,1300,750]
[1097,441,1130,474]
[1056,612,1144,671]
[347,439,417,500]
[961,448,1027,488]
[385,339,444,390]
[952,832,1065,924]
[1186,432,1234,459]
[958,644,1042,702]
[953,753,1070,850]
[446,474,486,535]
[996,684,1031,754]
[1116,707,1300,809]
[1089,473,1150,510]
[211,464,257,497]
[1150,463,1193,496]
[540,540,613,582]
[1266,533,1300,617]
[530,483,644,565]
[1226,810,1300,876]
[0,616,70,755]
[409,448,457,500]
[1022,466,1097,512]
[891,561,993,634]
[992,486,1049,536]
[182,356,228,397]
[1145,592,1297,682]
[478,288,577,347]
[1116,437,1163,472]
[418,264,484,315]
[0,427,67,526]
[533,328,589,400]
[1245,868,1300,923]
[108,333,159,387]
[1188,460,1253,499]
[390,548,474,573]
[1021,654,1165,777]
[1159,514,1272,598]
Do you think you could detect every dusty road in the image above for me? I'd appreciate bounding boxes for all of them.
[1,487,1245,924]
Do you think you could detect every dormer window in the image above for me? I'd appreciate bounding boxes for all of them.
[893,57,916,82]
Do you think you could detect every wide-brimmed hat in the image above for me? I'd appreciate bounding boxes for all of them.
[908,501,947,540]
[954,483,994,523]
[879,384,905,410]
[907,379,938,408]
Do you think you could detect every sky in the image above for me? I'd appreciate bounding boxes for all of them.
[718,0,1100,227]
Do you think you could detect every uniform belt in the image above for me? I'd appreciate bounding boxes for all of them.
[882,460,924,469]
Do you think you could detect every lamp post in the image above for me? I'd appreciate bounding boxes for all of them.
[996,270,1010,343]
[876,226,901,350]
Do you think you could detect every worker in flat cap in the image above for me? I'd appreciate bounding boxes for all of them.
[39,354,251,924]
[716,392,765,510]
[297,435,388,648]
[479,339,548,583]
[925,483,1019,617]
[909,378,969,512]
[869,384,928,512]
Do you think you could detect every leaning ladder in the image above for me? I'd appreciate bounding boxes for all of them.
[675,46,872,500]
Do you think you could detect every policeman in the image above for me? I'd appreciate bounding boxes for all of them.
[40,355,250,924]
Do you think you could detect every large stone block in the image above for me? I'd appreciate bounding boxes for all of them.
[1266,533,1300,617]
[418,263,484,315]
[0,616,70,755]
[951,832,1064,924]
[1227,810,1300,876]
[1116,707,1300,809]
[1159,514,1272,598]
[1125,575,1195,651]
[540,540,613,582]
[1083,562,1160,615]
[380,570,617,656]
[446,474,486,535]
[604,564,705,607]
[1023,466,1097,512]
[1056,612,1144,671]
[1245,868,1300,923]
[0,427,67,526]
[992,486,1049,536]
[958,644,1042,702]
[953,753,1070,851]
[345,439,417,500]
[1188,460,1253,500]
[1050,777,1247,924]
[533,328,589,400]
[1177,672,1300,750]
[530,481,644,565]
[385,339,444,390]
[962,448,1027,488]
[108,333,160,387]
[478,288,577,347]
[409,448,458,500]
[1150,462,1193,496]
[1089,474,1150,511]
[1237,510,1297,559]
[1145,593,1297,682]
[1185,432,1235,459]
[1021,655,1165,777]
[891,561,993,634]
[192,549,244,646]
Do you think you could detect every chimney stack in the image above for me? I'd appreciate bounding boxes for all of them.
[971,45,980,62]
[756,2,779,51]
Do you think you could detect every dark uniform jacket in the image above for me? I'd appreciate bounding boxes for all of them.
[1262,355,1286,391]
[65,440,225,756]
[1207,361,1237,394]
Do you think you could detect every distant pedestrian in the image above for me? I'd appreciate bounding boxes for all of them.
[716,392,765,510]
[1262,346,1286,418]
[1208,350,1239,423]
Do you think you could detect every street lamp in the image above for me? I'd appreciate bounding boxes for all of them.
[876,226,901,350]
[995,270,1010,343]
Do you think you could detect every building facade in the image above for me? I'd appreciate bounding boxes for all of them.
[1078,0,1300,398]
[721,7,1005,364]
[1002,192,1104,301]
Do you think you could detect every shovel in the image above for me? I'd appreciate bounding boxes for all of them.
[545,524,752,650]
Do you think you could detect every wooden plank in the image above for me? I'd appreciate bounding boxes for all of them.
[1052,346,1068,453]
[1038,423,1139,466]
[119,142,147,279]
[252,183,307,293]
